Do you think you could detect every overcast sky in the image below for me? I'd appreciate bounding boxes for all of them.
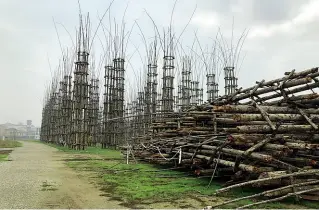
[0,0,318,126]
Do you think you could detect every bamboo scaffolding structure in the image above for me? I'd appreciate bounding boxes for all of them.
[39,6,319,204]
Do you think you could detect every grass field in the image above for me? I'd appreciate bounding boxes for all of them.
[0,154,9,161]
[0,140,22,161]
[0,140,22,148]
[43,142,318,209]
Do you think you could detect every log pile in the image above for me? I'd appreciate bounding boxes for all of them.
[127,67,319,204]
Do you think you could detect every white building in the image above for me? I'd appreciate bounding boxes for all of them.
[0,121,40,140]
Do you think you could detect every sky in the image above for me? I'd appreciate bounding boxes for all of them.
[0,0,319,126]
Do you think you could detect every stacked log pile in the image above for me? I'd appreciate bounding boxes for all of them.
[128,67,319,204]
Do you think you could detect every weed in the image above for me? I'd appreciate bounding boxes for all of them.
[0,154,8,161]
[0,140,22,148]
[41,181,58,192]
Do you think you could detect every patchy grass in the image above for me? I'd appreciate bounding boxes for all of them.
[44,143,318,209]
[41,181,58,191]
[0,154,8,161]
[0,140,22,148]
[41,142,122,159]
[0,140,22,162]
[28,140,41,143]
[67,159,218,207]
[67,158,318,209]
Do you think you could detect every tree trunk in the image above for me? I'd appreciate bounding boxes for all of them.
[183,152,271,173]
[233,77,312,102]
[214,105,319,114]
[215,169,319,194]
[254,81,319,103]
[233,113,319,122]
[236,124,315,134]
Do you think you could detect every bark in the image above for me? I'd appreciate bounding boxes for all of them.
[230,133,319,142]
[238,187,319,209]
[265,183,319,197]
[233,113,319,122]
[236,124,315,134]
[187,146,274,163]
[195,169,216,176]
[227,140,318,151]
[262,93,319,106]
[214,67,318,102]
[215,169,319,194]
[254,81,319,103]
[183,152,271,173]
[233,77,312,102]
[216,118,269,125]
[300,98,319,105]
[187,111,216,115]
[242,138,272,156]
[285,142,319,149]
[214,104,319,114]
[300,194,319,201]
[253,102,276,130]
[280,157,318,167]
[297,107,319,130]
[207,180,319,209]
[180,158,203,165]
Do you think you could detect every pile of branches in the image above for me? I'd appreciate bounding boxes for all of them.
[126,67,319,206]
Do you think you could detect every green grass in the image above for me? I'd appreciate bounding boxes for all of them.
[68,158,318,209]
[67,159,219,206]
[0,140,22,162]
[0,140,22,148]
[44,142,318,209]
[0,154,8,161]
[42,142,122,159]
[28,140,41,143]
[41,181,58,191]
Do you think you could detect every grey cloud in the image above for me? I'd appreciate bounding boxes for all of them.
[251,0,307,24]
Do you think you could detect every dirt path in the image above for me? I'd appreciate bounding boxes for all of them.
[0,141,123,209]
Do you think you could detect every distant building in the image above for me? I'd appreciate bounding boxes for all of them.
[27,120,32,126]
[0,121,40,140]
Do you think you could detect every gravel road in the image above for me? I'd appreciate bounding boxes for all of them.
[0,141,123,209]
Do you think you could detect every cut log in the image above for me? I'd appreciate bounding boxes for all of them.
[254,81,319,103]
[285,142,319,150]
[214,105,319,114]
[262,93,319,106]
[233,113,319,122]
[230,133,319,143]
[207,180,319,209]
[215,169,319,194]
[188,146,274,163]
[265,183,319,197]
[214,67,318,103]
[279,157,318,167]
[238,187,319,209]
[183,152,271,173]
[233,77,312,102]
[236,125,316,134]
[216,118,269,125]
